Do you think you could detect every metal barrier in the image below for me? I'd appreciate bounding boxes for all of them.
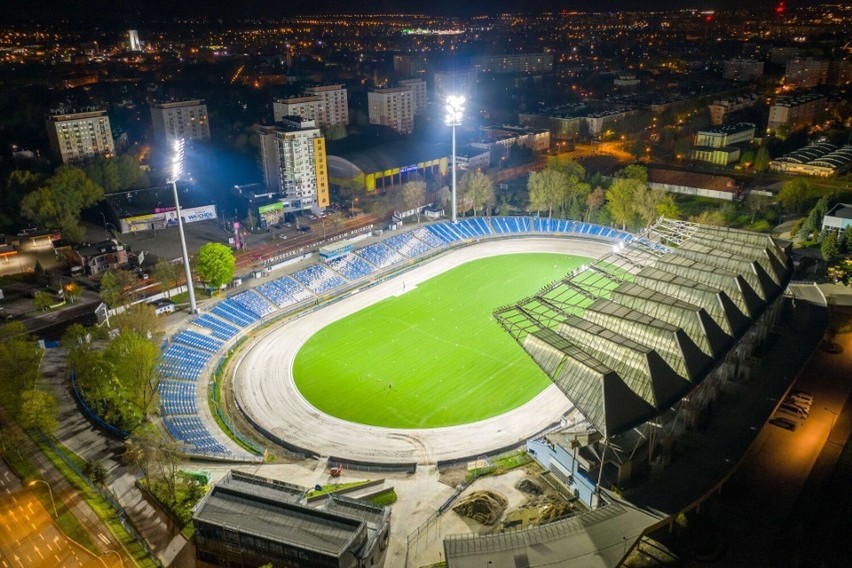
[69,372,130,440]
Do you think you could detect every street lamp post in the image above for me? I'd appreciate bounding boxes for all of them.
[445,95,465,224]
[168,139,197,315]
[101,549,125,568]
[28,479,58,517]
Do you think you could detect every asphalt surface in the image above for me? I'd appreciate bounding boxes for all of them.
[0,461,116,568]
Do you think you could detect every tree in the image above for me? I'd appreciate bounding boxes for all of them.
[116,154,148,190]
[585,187,606,221]
[33,290,53,311]
[20,165,104,242]
[104,331,161,417]
[527,169,567,218]
[745,192,773,224]
[99,269,136,308]
[821,231,839,261]
[111,303,161,339]
[84,157,120,193]
[777,178,814,215]
[606,177,642,229]
[195,243,236,292]
[0,323,42,412]
[2,170,44,228]
[84,459,109,485]
[739,149,755,168]
[459,171,495,217]
[153,259,179,297]
[754,146,771,173]
[615,164,649,183]
[839,226,852,254]
[399,180,426,222]
[690,210,727,226]
[18,389,59,434]
[655,192,680,220]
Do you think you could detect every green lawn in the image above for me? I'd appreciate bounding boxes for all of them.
[293,253,587,428]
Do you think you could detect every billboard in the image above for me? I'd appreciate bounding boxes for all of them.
[120,204,217,233]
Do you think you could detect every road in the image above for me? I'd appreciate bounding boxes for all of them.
[0,461,120,568]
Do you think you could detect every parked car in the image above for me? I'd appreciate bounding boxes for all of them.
[778,403,808,419]
[784,397,811,411]
[769,416,799,432]
[788,390,814,405]
[278,234,287,240]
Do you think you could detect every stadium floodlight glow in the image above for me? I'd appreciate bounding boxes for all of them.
[612,244,619,253]
[445,95,465,224]
[168,138,197,314]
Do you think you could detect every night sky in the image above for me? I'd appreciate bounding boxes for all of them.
[1,0,824,23]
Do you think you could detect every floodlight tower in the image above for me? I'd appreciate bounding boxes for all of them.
[445,95,465,224]
[168,139,197,314]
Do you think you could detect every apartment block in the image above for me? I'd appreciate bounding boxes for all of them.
[367,87,414,135]
[258,117,329,213]
[767,92,826,134]
[723,58,764,82]
[399,78,427,115]
[46,109,115,164]
[273,84,348,129]
[150,100,210,144]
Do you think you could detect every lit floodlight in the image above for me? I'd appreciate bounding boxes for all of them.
[170,138,186,182]
[445,95,465,126]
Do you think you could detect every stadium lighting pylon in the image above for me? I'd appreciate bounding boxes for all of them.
[445,95,464,224]
[167,138,197,314]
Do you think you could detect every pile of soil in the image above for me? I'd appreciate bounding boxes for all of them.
[453,490,508,525]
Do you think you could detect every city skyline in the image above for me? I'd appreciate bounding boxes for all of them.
[1,0,830,23]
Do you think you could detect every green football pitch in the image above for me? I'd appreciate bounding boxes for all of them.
[292,253,589,428]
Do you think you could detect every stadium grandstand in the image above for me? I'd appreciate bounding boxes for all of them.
[155,215,633,460]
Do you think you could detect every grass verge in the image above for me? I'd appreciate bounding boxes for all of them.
[366,488,398,506]
[34,436,159,568]
[306,479,372,498]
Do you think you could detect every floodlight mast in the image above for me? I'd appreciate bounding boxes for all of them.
[167,139,197,314]
[445,95,464,224]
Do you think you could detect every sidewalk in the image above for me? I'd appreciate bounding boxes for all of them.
[41,347,191,567]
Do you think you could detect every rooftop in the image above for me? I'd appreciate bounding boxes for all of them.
[698,122,756,135]
[826,203,852,220]
[648,168,739,193]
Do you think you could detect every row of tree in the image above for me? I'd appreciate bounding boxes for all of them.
[1,153,148,239]
[0,323,59,435]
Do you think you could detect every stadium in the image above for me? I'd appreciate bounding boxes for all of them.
[155,215,791,477]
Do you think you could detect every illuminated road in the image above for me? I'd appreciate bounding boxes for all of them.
[0,462,117,568]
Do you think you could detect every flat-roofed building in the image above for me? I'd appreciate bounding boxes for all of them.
[707,94,761,126]
[368,87,414,134]
[767,92,826,134]
[193,470,391,568]
[822,203,852,232]
[150,100,210,144]
[647,168,743,201]
[784,58,829,89]
[723,58,764,82]
[694,123,756,148]
[472,53,553,74]
[398,78,427,115]
[258,116,329,213]
[455,146,491,171]
[273,85,349,129]
[433,69,476,102]
[46,109,115,164]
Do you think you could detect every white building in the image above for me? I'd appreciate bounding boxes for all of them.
[455,146,491,171]
[128,30,141,52]
[46,109,115,164]
[150,100,210,144]
[258,117,329,214]
[398,78,427,115]
[367,87,414,135]
[583,109,637,137]
[770,143,852,177]
[694,123,756,148]
[272,85,348,129]
[767,93,826,134]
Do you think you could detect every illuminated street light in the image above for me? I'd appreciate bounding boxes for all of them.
[167,139,197,315]
[28,479,58,517]
[445,95,465,224]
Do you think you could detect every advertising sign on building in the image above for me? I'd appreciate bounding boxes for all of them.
[119,204,217,233]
